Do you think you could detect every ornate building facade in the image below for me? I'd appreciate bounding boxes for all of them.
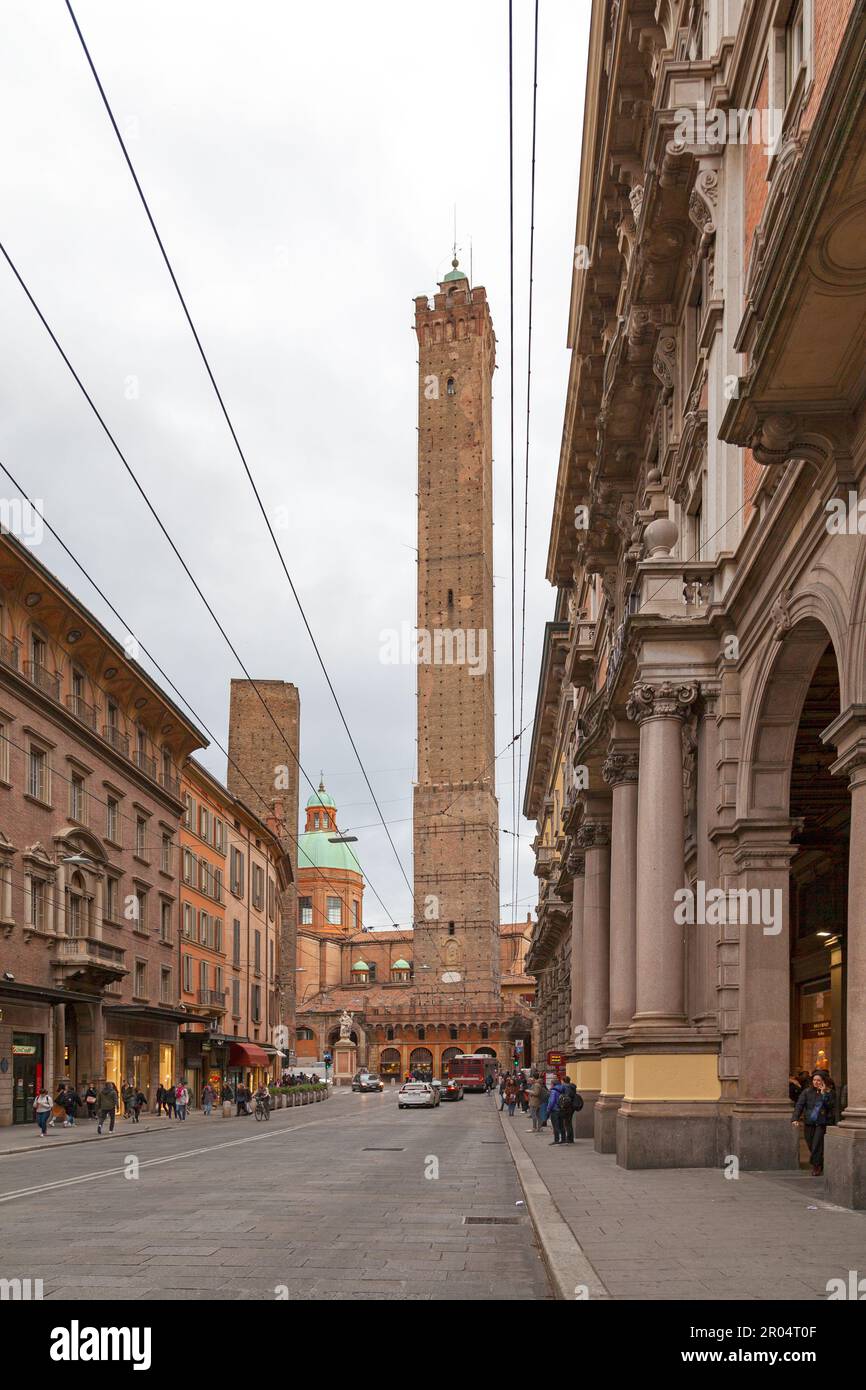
[525,0,866,1208]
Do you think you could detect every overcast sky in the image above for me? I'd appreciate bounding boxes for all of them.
[0,0,589,929]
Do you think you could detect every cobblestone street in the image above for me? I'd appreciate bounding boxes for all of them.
[0,1091,551,1302]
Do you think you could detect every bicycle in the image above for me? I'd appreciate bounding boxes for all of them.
[254,1097,270,1122]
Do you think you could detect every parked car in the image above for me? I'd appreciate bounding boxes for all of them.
[352,1071,384,1092]
[398,1082,440,1109]
[440,1078,464,1101]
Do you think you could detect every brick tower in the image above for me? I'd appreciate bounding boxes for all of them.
[412,258,500,1005]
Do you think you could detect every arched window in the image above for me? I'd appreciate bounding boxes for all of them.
[446,377,456,396]
[386,1026,394,1041]
[296,1027,315,1041]
[417,1025,425,1041]
[68,871,86,938]
[480,1023,489,1040]
[409,1047,433,1071]
[449,1024,458,1041]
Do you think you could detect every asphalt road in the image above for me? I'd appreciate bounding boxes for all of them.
[0,1088,551,1301]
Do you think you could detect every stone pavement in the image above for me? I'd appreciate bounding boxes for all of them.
[0,1087,551,1301]
[497,1105,866,1300]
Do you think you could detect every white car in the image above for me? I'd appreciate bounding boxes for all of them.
[398,1082,440,1109]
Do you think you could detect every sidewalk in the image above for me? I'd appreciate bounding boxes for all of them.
[496,1103,866,1301]
[0,1091,339,1157]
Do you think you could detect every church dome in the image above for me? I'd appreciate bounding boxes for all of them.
[443,255,467,283]
[296,829,360,875]
[306,783,335,809]
[392,958,411,970]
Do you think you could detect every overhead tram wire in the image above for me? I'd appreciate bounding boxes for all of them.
[0,464,394,929]
[507,0,519,956]
[63,0,416,917]
[0,242,401,928]
[513,0,540,934]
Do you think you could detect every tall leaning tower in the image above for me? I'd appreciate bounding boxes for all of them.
[412,258,500,1005]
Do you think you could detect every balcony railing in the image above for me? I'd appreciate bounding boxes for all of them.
[134,749,156,779]
[66,693,97,730]
[102,724,129,757]
[24,660,61,701]
[198,988,227,1009]
[161,771,180,798]
[0,634,20,671]
[55,937,126,967]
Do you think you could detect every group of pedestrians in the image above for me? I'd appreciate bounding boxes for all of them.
[154,1082,190,1119]
[495,1068,584,1146]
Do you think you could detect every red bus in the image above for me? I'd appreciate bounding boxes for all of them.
[445,1053,497,1092]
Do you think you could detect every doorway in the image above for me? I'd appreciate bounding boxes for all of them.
[12,1033,44,1124]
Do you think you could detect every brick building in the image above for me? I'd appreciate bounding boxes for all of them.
[178,758,292,1101]
[525,0,866,1207]
[0,529,205,1123]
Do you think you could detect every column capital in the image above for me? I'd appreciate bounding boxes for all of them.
[823,704,866,786]
[566,849,586,878]
[576,821,611,849]
[602,750,639,785]
[627,680,699,725]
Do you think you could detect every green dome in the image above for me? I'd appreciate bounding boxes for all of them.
[392,958,411,970]
[297,829,361,875]
[351,959,369,971]
[306,784,335,809]
[443,256,467,283]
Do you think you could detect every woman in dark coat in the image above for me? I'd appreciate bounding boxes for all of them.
[793,1071,838,1175]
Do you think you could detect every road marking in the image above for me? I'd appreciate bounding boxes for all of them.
[0,1107,370,1205]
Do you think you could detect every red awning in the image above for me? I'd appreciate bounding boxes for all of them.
[228,1042,271,1069]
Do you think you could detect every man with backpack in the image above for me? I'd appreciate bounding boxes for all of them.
[557,1075,583,1144]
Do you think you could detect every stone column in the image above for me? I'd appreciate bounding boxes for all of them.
[617,681,721,1169]
[568,852,586,1046]
[629,682,696,1026]
[825,734,866,1207]
[574,820,610,1136]
[595,749,638,1152]
[52,1002,66,1085]
[729,822,800,1169]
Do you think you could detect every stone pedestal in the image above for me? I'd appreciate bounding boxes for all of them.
[333,1040,357,1087]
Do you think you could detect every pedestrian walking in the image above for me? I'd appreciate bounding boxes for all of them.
[155,1084,165,1117]
[62,1085,81,1128]
[498,1073,508,1111]
[132,1089,146,1123]
[121,1082,135,1119]
[504,1076,519,1116]
[202,1082,215,1116]
[33,1087,53,1137]
[96,1080,118,1135]
[547,1076,566,1144]
[527,1075,546,1132]
[165,1084,177,1119]
[793,1071,838,1175]
[84,1084,97,1120]
[175,1081,189,1120]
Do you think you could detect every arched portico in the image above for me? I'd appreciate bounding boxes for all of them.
[731,613,858,1174]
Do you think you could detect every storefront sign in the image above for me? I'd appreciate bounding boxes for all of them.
[546,1050,565,1066]
[802,1021,831,1039]
[12,1044,37,1056]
